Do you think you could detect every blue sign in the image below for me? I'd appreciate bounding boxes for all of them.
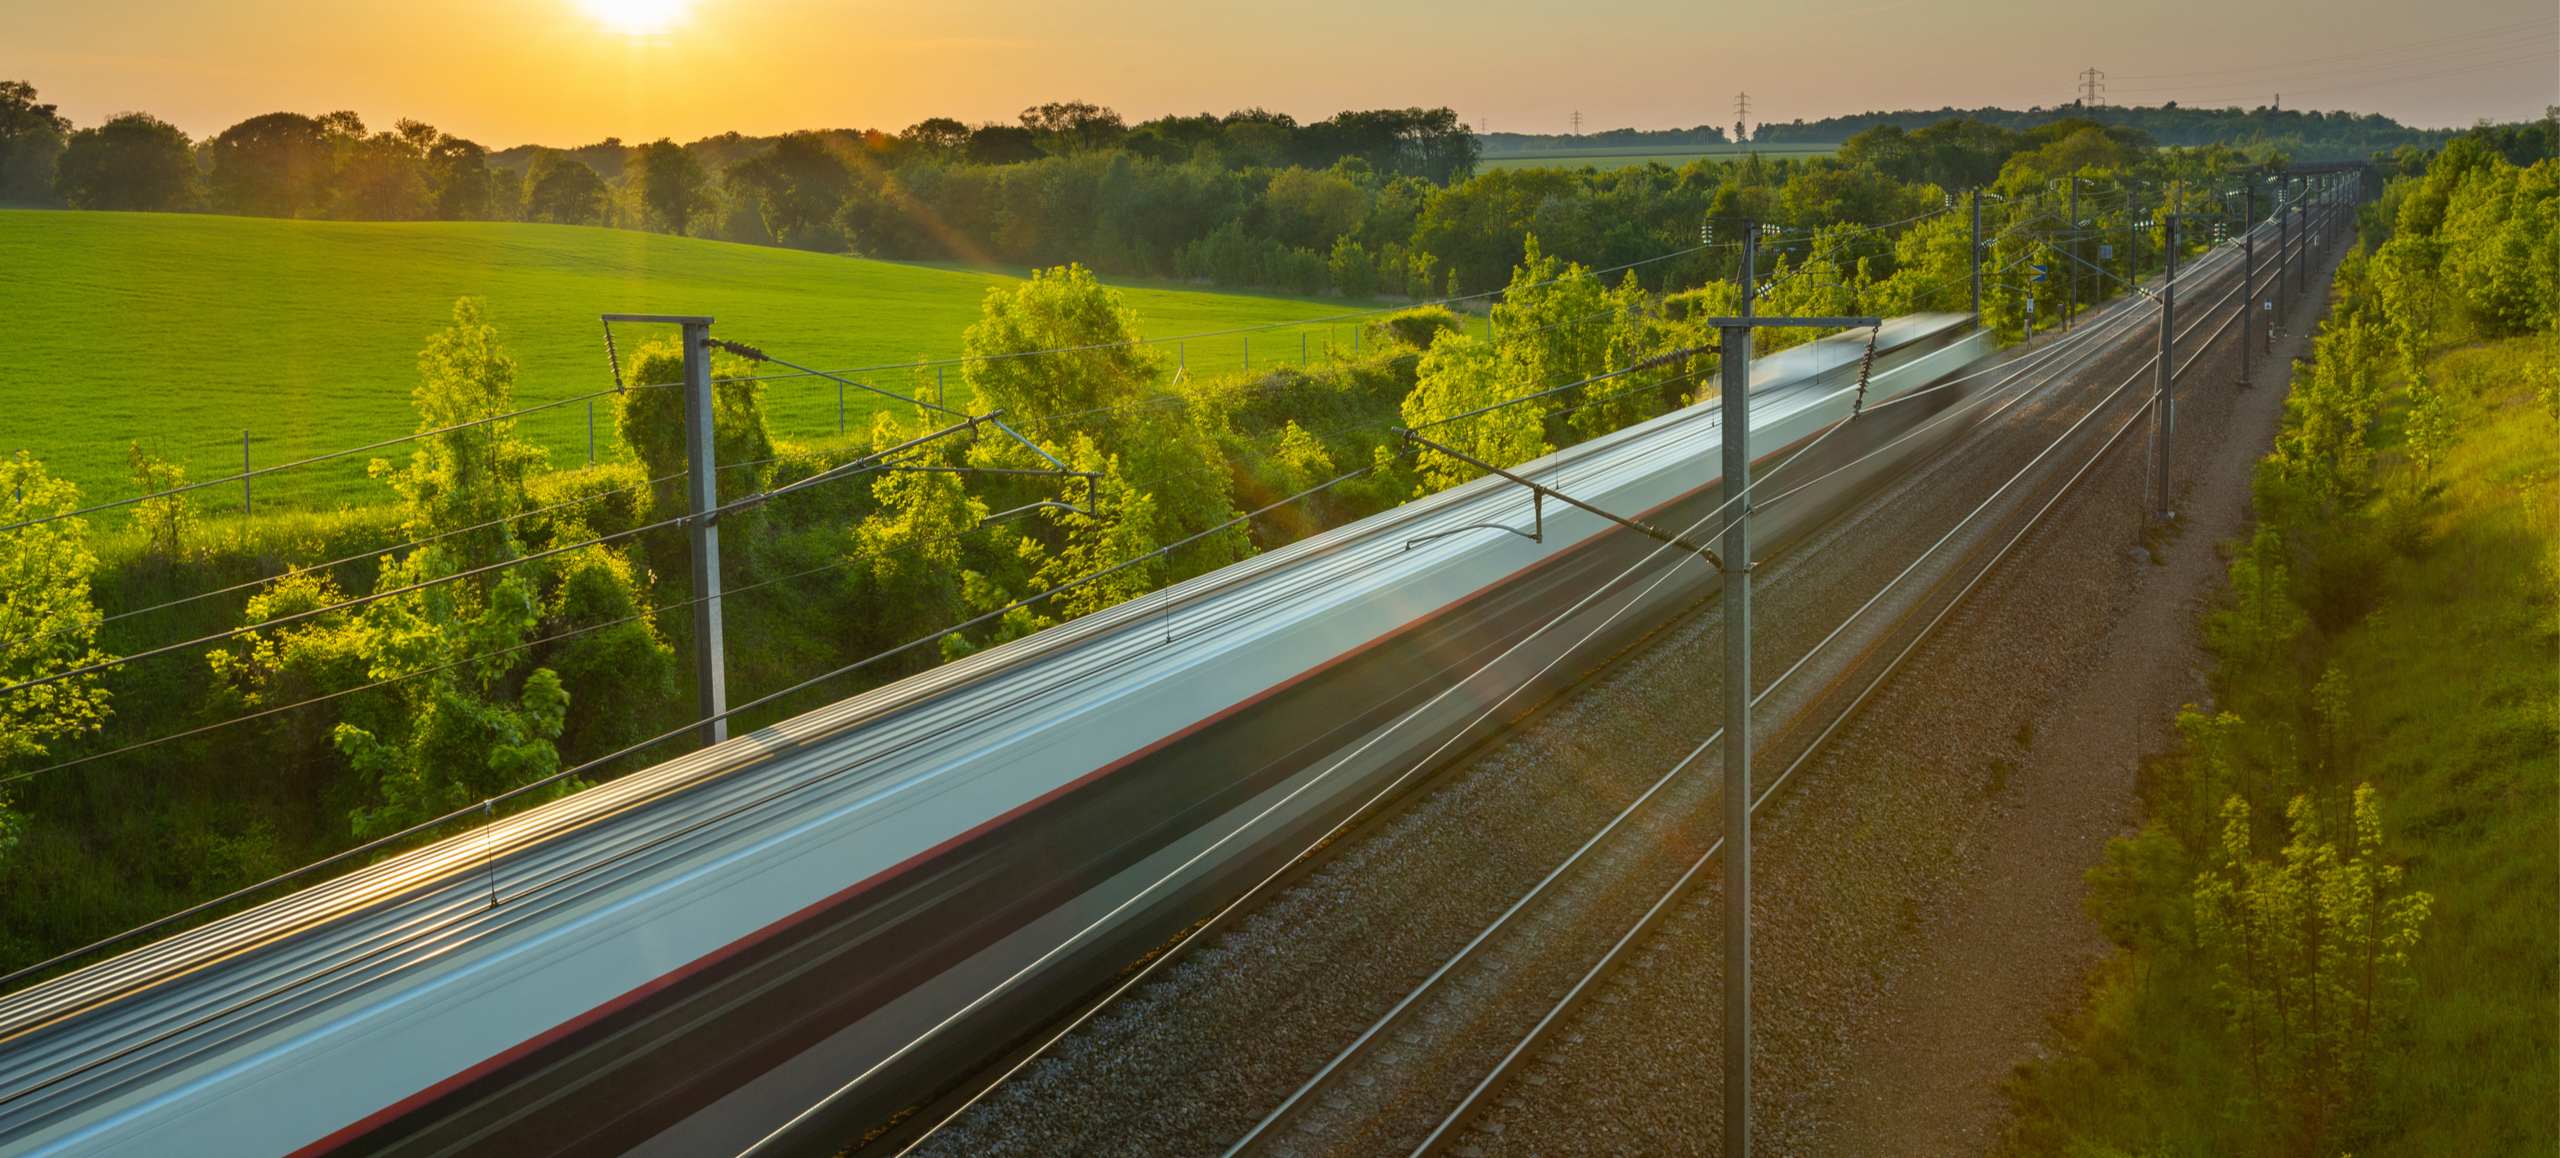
[2031,263,2049,283]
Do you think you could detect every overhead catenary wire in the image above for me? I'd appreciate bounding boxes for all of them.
[2,230,1770,543]
[1412,229,2286,1154]
[0,418,993,699]
[0,383,677,537]
[891,216,2275,1155]
[0,494,1076,791]
[1270,225,2279,1155]
[0,184,2265,1013]
[0,413,1412,993]
[872,332,1900,1158]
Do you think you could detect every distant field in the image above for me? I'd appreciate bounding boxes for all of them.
[1479,143,1838,171]
[0,211,1367,511]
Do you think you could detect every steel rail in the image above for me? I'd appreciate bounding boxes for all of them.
[1226,239,2253,1156]
[1411,228,2313,1156]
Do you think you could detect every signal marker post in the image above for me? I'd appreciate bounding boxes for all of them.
[1707,222,1881,1158]
[603,313,729,747]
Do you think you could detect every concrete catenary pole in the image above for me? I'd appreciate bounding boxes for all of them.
[2153,214,2177,520]
[601,315,734,748]
[2276,176,2290,318]
[2065,175,2079,331]
[2304,175,2324,295]
[680,319,729,746]
[1720,221,1757,1158]
[2239,180,2255,387]
[1969,189,1983,319]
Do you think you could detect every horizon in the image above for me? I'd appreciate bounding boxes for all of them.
[4,1,2551,150]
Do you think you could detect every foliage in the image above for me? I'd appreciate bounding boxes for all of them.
[611,340,777,521]
[55,113,194,211]
[0,453,113,865]
[0,454,113,764]
[962,264,1159,422]
[1399,333,1541,494]
[633,137,711,236]
[0,79,69,205]
[725,132,852,249]
[207,111,358,218]
[124,442,196,565]
[208,300,673,839]
[524,149,609,225]
[2005,154,2560,1156]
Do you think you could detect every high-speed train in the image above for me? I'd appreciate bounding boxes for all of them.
[0,277,2199,1156]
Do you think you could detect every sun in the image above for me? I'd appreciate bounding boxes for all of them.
[573,0,689,35]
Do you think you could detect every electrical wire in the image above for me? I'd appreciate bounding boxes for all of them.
[0,385,672,537]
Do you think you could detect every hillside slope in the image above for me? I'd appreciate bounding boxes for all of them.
[0,210,1354,506]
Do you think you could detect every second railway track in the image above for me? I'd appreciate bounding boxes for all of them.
[895,216,2306,1158]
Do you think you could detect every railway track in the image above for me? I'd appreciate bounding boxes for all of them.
[895,210,2321,1158]
[1228,224,2310,1158]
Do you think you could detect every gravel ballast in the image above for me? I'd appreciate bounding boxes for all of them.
[896,237,2340,1157]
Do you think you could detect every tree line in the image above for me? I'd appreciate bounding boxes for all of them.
[1753,101,2557,160]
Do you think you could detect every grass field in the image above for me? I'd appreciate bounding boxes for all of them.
[1478,142,1838,171]
[0,210,1370,511]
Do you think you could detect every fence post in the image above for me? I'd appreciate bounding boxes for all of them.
[587,399,596,464]
[837,380,846,434]
[241,430,252,519]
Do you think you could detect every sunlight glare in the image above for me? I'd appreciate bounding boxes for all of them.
[574,0,689,35]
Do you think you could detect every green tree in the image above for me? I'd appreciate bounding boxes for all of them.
[524,150,609,225]
[125,442,197,566]
[54,113,195,211]
[329,119,434,220]
[213,302,672,837]
[962,264,1157,422]
[0,453,114,859]
[846,409,994,657]
[425,132,493,220]
[1328,235,1377,298]
[207,111,342,217]
[1263,166,1368,250]
[634,138,711,235]
[334,299,575,833]
[1019,101,1125,154]
[611,340,776,523]
[1399,333,1543,494]
[0,79,70,205]
[2192,786,2432,1152]
[724,132,852,248]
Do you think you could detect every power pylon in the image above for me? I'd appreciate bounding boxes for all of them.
[1570,109,1583,136]
[1733,91,1750,145]
[2078,67,2106,107]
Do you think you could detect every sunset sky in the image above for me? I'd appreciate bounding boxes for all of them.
[5,0,2553,147]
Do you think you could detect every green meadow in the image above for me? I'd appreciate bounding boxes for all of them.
[0,210,1366,511]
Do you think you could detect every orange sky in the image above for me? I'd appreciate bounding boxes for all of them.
[4,0,2553,147]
